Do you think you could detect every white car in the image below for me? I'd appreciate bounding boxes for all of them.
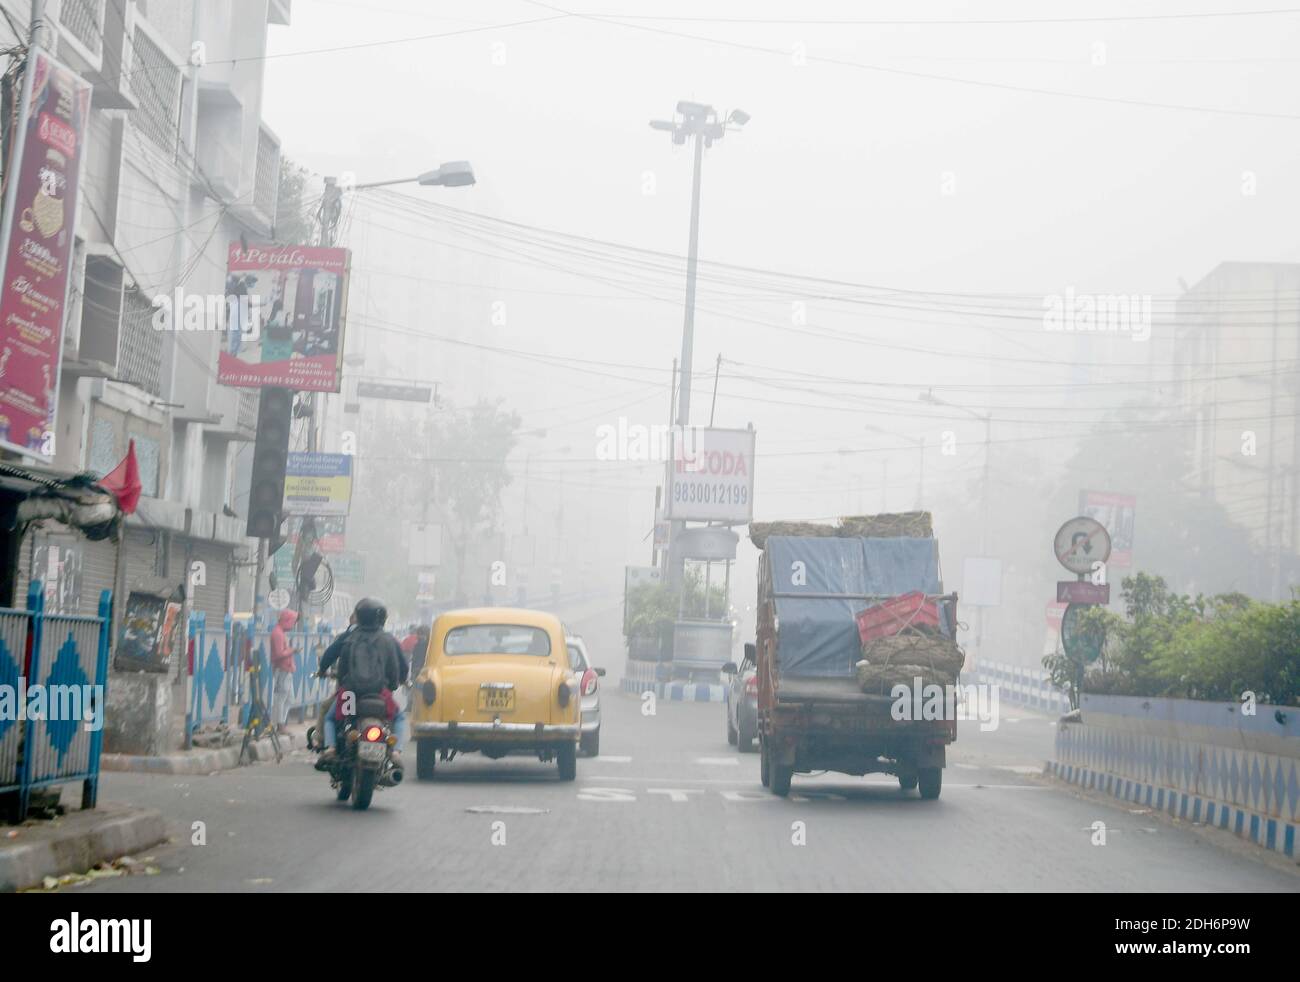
[565,635,604,757]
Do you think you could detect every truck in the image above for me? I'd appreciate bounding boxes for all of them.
[750,531,959,799]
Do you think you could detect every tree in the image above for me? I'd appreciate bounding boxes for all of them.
[275,157,315,245]
[433,401,520,603]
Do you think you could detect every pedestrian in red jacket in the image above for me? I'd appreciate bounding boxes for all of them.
[269,609,298,734]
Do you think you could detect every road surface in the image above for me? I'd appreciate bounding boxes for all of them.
[70,692,1300,892]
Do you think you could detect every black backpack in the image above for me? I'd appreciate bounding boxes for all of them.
[344,629,389,697]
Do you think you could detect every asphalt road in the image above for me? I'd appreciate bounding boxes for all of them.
[72,692,1300,892]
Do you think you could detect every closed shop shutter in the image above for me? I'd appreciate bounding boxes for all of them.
[187,539,234,624]
[14,524,121,616]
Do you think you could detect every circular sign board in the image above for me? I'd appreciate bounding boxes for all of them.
[1053,516,1111,575]
[268,588,291,611]
[1061,603,1103,664]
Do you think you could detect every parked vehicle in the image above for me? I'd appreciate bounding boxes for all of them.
[752,530,959,799]
[308,678,403,811]
[722,649,758,752]
[565,635,605,757]
[411,608,581,781]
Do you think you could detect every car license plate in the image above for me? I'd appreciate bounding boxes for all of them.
[358,740,387,762]
[478,684,515,713]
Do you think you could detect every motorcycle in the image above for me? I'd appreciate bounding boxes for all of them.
[307,672,403,810]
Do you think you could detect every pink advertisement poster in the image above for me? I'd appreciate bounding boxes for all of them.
[0,48,91,458]
[219,243,351,392]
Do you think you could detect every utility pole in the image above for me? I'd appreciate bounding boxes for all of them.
[29,0,46,50]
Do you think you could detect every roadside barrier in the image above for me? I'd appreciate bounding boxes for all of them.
[0,582,112,821]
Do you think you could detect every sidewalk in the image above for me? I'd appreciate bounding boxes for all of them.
[0,802,167,892]
[101,723,311,775]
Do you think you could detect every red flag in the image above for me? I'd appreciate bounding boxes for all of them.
[100,438,143,515]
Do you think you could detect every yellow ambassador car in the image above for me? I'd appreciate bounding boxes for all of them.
[411,608,582,781]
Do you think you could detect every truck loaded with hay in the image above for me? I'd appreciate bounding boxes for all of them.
[747,513,962,799]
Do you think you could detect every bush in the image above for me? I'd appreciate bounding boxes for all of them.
[1065,573,1300,705]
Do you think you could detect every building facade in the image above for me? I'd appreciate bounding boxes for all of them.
[1,1,291,629]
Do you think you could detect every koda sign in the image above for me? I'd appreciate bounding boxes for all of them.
[665,426,756,525]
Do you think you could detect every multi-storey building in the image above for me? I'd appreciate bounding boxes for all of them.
[0,1,290,626]
[1174,261,1300,599]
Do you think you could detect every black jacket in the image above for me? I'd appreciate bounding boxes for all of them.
[320,626,405,692]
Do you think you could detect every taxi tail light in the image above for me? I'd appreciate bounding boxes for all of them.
[581,669,598,696]
[557,679,571,707]
[422,680,436,704]
[364,725,384,742]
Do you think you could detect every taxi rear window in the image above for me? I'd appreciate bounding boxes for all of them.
[445,624,552,656]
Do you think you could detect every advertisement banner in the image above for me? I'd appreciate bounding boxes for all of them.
[1078,490,1136,567]
[0,49,91,458]
[665,426,756,524]
[218,243,350,391]
[282,452,353,516]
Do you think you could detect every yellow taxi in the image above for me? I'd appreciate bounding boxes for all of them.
[411,608,581,781]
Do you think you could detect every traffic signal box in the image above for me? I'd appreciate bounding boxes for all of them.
[246,387,292,542]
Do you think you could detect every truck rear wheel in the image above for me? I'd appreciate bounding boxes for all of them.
[918,767,942,800]
[770,759,793,797]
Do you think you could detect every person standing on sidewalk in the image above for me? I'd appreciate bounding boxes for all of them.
[269,608,299,734]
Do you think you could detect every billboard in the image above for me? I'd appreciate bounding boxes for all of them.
[282,452,353,516]
[1079,490,1136,567]
[0,48,91,459]
[665,426,756,524]
[219,243,350,391]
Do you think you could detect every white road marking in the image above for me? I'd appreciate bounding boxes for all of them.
[952,763,980,770]
[465,805,549,815]
[576,787,637,802]
[597,755,632,763]
[646,788,703,803]
[695,756,740,766]
[996,765,1043,775]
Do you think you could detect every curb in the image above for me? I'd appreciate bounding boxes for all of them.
[101,732,305,775]
[618,679,728,702]
[1045,759,1299,863]
[0,803,167,892]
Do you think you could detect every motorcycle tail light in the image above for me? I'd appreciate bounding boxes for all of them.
[364,725,384,742]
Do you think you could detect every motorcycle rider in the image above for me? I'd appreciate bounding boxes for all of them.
[317,598,408,767]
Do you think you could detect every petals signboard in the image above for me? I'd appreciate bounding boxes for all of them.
[0,49,91,459]
[219,243,351,391]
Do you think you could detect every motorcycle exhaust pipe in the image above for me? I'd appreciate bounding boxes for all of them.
[382,766,404,786]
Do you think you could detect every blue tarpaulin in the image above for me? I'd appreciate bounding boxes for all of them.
[765,536,945,679]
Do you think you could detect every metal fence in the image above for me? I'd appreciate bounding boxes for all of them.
[0,582,112,822]
[186,614,335,745]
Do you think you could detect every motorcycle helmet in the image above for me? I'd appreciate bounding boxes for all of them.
[354,597,388,629]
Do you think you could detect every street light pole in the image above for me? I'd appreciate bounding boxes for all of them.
[650,102,748,591]
[679,129,704,426]
[651,103,748,426]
